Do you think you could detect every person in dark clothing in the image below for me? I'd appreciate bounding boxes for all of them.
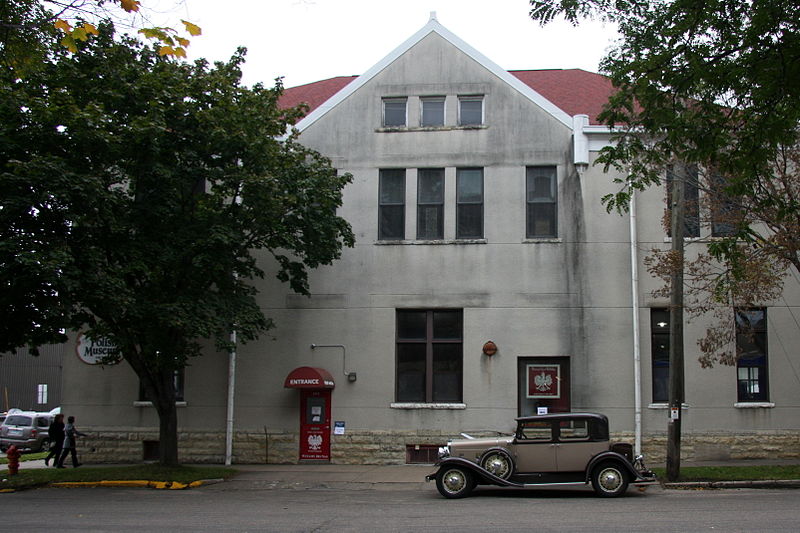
[44,413,64,467]
[57,415,86,468]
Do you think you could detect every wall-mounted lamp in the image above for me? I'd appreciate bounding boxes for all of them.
[310,343,357,383]
[482,341,498,356]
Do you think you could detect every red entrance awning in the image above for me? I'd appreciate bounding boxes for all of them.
[284,366,335,389]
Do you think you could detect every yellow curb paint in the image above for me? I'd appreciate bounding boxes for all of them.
[50,479,202,490]
[0,489,15,493]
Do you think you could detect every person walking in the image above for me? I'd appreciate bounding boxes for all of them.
[57,416,86,468]
[44,413,65,467]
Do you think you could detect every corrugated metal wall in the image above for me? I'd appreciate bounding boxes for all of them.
[0,344,64,412]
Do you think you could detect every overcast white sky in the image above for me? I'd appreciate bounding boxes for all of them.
[146,0,617,89]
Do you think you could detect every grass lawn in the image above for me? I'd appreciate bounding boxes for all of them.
[652,465,800,482]
[0,463,237,491]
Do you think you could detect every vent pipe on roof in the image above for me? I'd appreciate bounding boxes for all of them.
[429,11,437,22]
[572,114,590,175]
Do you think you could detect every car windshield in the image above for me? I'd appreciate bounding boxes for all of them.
[5,415,32,426]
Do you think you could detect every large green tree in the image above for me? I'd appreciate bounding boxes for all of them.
[530,0,800,211]
[0,25,354,465]
[529,1,800,346]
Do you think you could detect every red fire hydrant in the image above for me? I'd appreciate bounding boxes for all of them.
[6,445,21,475]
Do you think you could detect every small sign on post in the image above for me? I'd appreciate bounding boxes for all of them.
[670,407,680,420]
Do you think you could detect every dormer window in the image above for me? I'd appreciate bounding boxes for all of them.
[383,97,407,127]
[458,95,483,126]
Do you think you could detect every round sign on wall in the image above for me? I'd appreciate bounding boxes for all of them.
[75,333,121,365]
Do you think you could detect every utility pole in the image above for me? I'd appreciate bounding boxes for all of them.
[667,165,686,482]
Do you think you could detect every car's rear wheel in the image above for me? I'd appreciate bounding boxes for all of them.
[37,438,50,453]
[480,449,514,480]
[591,461,629,497]
[435,466,474,499]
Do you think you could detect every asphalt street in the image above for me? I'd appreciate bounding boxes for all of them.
[1,475,799,532]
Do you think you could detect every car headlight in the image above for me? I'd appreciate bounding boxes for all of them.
[438,446,450,459]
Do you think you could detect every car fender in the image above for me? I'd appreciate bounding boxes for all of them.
[584,451,641,483]
[426,456,525,488]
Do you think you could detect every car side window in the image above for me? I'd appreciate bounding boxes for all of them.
[558,419,589,441]
[518,421,552,441]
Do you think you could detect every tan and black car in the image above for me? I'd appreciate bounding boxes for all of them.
[427,412,656,498]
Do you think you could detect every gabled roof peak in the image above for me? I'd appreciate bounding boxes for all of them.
[289,17,575,133]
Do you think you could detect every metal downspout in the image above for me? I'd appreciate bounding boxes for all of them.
[225,329,237,466]
[630,190,642,456]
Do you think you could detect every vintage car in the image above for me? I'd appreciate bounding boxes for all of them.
[426,412,656,498]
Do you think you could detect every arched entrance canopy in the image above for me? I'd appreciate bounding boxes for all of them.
[283,366,335,389]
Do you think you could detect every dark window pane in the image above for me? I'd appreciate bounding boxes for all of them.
[459,98,482,125]
[379,170,405,204]
[735,308,768,402]
[417,205,443,239]
[397,344,426,402]
[421,98,444,127]
[457,204,482,238]
[433,344,462,402]
[651,308,670,403]
[666,165,700,238]
[433,310,462,339]
[379,205,404,240]
[418,169,444,240]
[398,311,426,340]
[457,169,483,202]
[527,203,556,237]
[383,99,406,127]
[418,170,444,203]
[527,173,555,202]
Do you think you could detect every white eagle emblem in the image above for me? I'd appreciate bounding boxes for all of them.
[307,434,323,451]
[534,372,553,392]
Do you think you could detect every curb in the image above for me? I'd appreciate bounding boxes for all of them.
[50,479,214,490]
[664,479,800,490]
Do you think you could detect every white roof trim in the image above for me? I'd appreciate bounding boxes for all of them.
[290,18,574,133]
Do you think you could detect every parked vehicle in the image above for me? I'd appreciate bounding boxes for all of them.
[0,410,53,452]
[426,412,656,498]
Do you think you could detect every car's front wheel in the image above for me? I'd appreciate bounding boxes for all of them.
[480,449,514,480]
[591,461,629,497]
[435,466,474,499]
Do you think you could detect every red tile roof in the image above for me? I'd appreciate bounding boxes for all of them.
[279,69,615,125]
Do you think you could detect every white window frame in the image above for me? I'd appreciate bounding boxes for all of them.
[420,96,445,127]
[458,95,484,126]
[382,97,407,127]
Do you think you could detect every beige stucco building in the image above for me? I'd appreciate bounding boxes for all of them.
[62,17,800,465]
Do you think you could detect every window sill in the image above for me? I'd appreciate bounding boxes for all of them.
[390,403,466,410]
[648,403,690,409]
[734,402,775,409]
[523,238,561,244]
[376,125,487,133]
[133,401,188,408]
[376,239,487,245]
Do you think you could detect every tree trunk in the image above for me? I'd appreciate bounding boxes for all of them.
[153,368,180,467]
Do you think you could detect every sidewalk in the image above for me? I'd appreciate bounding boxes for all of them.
[16,458,800,491]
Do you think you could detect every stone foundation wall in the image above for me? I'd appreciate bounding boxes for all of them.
[76,428,800,465]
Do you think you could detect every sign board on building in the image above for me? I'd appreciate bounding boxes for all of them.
[526,364,561,399]
[75,333,120,365]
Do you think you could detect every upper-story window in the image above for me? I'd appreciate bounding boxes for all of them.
[379,169,406,240]
[458,95,483,126]
[420,97,445,127]
[666,164,700,238]
[456,168,483,239]
[526,166,557,238]
[383,97,407,127]
[417,169,445,240]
